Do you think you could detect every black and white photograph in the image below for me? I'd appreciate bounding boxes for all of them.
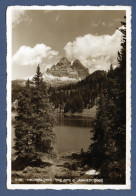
[7,6,131,189]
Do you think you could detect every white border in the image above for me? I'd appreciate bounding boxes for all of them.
[7,5,131,190]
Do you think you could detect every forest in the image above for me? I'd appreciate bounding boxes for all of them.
[12,70,108,114]
[48,70,107,113]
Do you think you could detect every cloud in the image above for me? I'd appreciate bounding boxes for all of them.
[23,72,78,82]
[12,44,59,67]
[12,10,31,27]
[44,73,78,82]
[64,29,122,73]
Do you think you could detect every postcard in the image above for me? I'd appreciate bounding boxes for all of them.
[6,5,131,190]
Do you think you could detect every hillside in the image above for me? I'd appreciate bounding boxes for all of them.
[48,70,107,113]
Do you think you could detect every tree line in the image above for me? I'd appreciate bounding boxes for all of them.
[48,70,107,113]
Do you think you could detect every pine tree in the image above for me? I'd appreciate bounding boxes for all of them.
[33,65,43,87]
[26,78,30,88]
[13,65,56,167]
[31,65,56,158]
[13,84,33,163]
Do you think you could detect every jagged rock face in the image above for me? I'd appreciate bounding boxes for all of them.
[46,57,89,79]
[57,57,71,67]
[71,60,89,78]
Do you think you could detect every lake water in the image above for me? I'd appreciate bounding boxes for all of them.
[12,115,94,155]
[54,116,94,154]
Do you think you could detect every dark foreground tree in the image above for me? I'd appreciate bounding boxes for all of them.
[88,18,126,184]
[13,65,56,169]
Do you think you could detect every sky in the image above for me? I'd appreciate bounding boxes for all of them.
[11,8,126,80]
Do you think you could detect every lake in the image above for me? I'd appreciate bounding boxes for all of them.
[12,115,94,155]
[54,116,94,154]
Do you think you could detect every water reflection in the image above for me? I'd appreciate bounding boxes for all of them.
[54,116,94,154]
[56,116,93,128]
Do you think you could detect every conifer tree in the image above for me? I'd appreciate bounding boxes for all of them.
[13,83,33,162]
[31,65,56,159]
[13,65,55,166]
[33,65,43,87]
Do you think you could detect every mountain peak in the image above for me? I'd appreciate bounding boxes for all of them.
[46,57,89,79]
[73,59,81,64]
[59,57,71,65]
[71,60,89,77]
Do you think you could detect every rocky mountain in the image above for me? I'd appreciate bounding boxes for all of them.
[46,57,89,79]
[71,59,89,78]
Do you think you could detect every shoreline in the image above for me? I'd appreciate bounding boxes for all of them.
[55,105,97,119]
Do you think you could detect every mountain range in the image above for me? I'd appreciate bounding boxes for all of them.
[46,57,89,79]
